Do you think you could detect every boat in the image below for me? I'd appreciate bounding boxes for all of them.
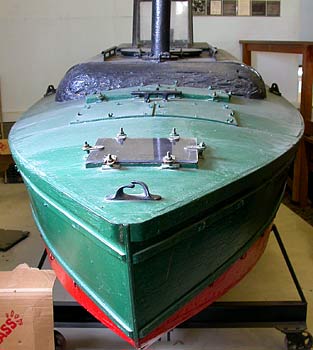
[9,0,303,348]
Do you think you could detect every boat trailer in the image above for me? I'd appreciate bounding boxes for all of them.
[38,225,313,350]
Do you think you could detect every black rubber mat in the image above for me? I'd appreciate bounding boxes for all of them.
[0,229,29,251]
[4,164,23,183]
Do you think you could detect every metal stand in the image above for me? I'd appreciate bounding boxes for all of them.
[38,225,313,350]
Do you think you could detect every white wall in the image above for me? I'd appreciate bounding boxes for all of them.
[194,0,301,104]
[0,0,134,121]
[0,0,307,121]
[300,0,313,41]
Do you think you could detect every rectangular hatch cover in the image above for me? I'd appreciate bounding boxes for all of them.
[85,138,198,168]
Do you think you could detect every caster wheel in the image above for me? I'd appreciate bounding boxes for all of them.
[54,330,66,350]
[285,331,313,350]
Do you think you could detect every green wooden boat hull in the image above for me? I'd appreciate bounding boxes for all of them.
[9,84,303,347]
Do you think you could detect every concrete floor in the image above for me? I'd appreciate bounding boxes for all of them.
[0,181,313,350]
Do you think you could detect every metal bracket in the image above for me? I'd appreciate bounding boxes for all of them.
[169,128,180,141]
[161,151,180,169]
[116,128,127,141]
[44,85,56,97]
[131,89,182,103]
[102,154,120,170]
[82,142,104,154]
[101,46,118,61]
[85,93,107,105]
[269,83,282,96]
[185,142,207,158]
[105,180,161,201]
[208,89,231,102]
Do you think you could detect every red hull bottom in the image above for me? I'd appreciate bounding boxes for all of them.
[48,225,272,349]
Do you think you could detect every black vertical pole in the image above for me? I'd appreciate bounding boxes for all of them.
[151,0,171,57]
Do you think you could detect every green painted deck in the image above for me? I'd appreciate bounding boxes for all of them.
[10,86,302,229]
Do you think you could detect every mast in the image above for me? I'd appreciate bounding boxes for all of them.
[151,0,171,58]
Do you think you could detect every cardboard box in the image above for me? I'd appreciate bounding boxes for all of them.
[0,139,10,156]
[0,139,13,174]
[0,264,56,350]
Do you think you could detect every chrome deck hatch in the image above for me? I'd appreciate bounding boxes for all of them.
[85,137,199,169]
